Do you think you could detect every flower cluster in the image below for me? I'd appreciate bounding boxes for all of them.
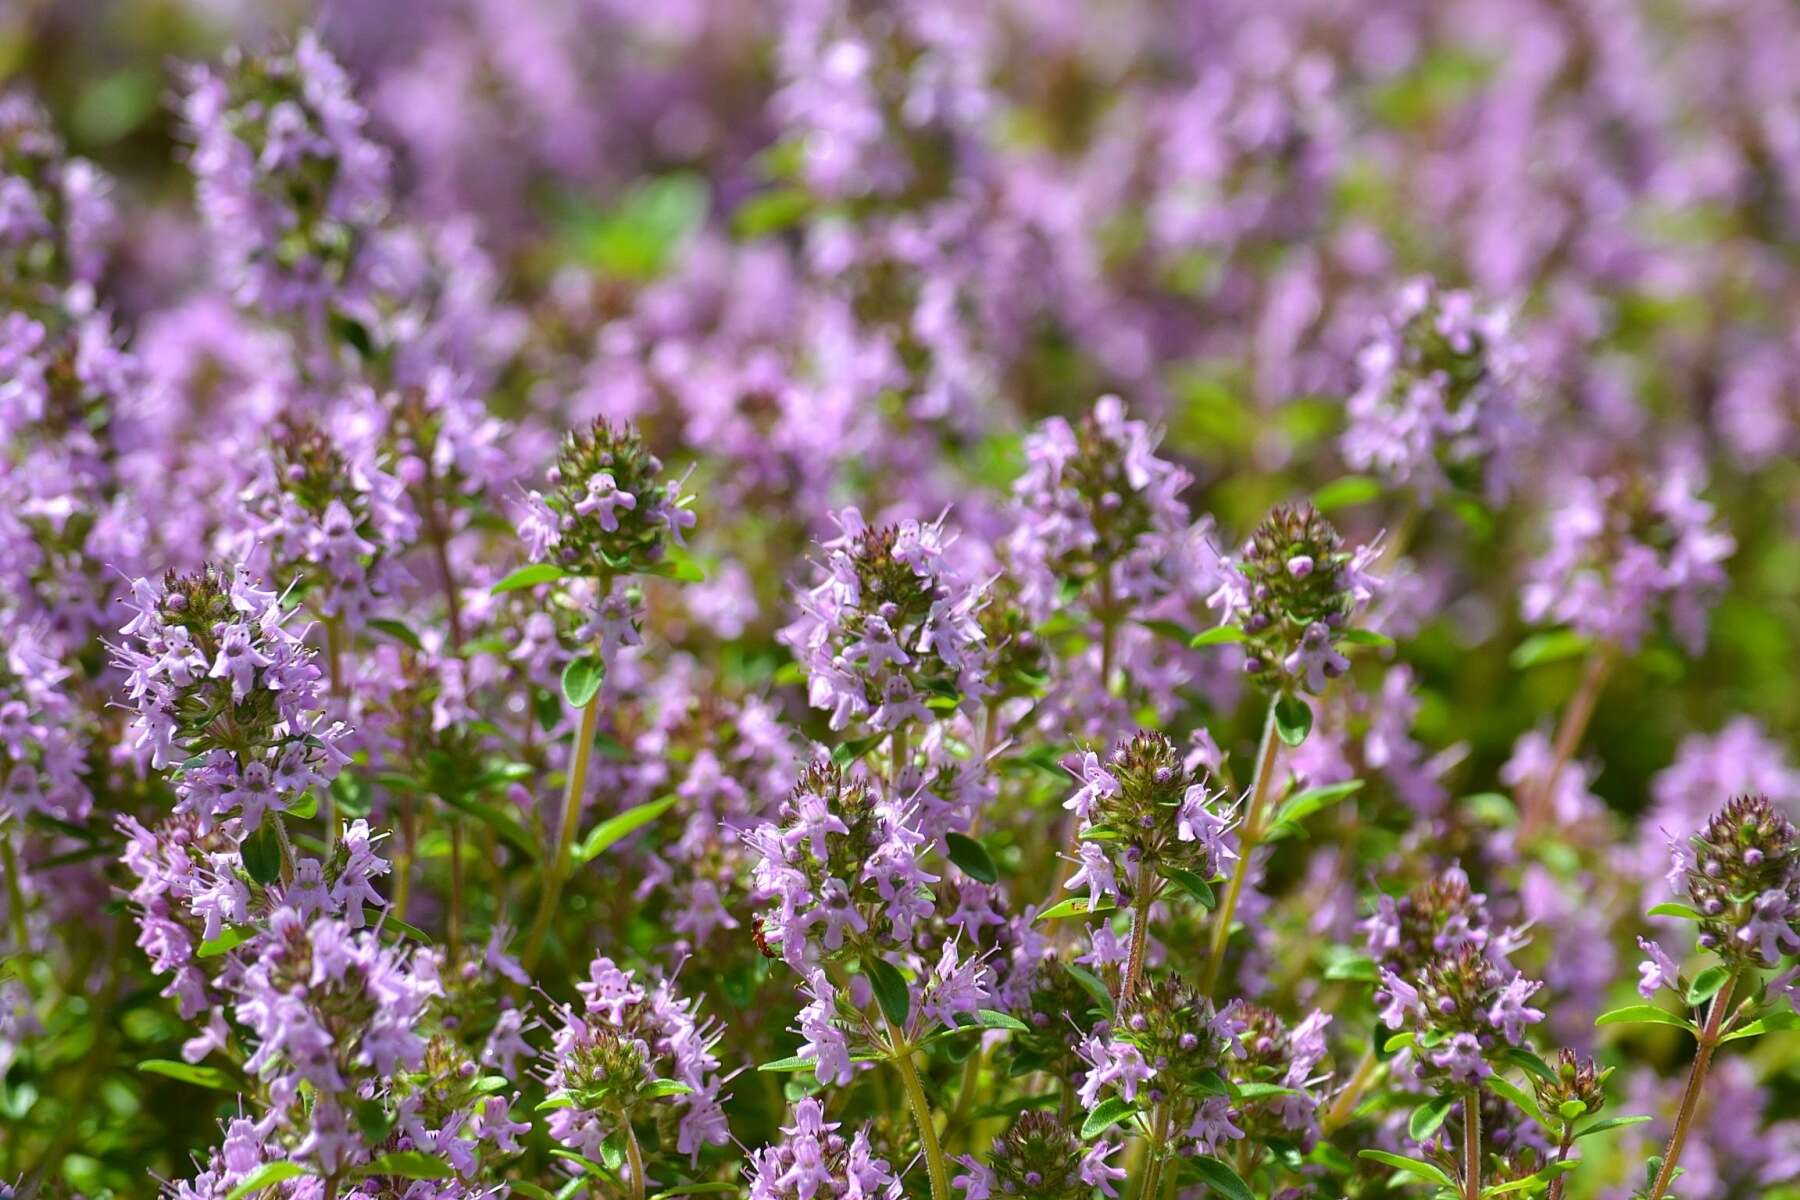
[520,417,695,581]
[541,955,730,1169]
[1657,794,1800,974]
[784,510,988,732]
[1343,278,1531,502]
[745,1100,899,1200]
[1209,504,1382,694]
[113,565,349,830]
[0,93,111,297]
[954,1112,1125,1200]
[745,760,937,968]
[1063,730,1233,908]
[180,32,391,314]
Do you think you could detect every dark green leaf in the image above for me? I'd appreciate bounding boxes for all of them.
[1271,779,1363,830]
[944,832,999,884]
[1408,1094,1457,1142]
[1160,866,1218,909]
[1687,966,1730,1007]
[1062,963,1116,1015]
[864,957,911,1028]
[1273,693,1312,747]
[1081,1096,1136,1139]
[241,821,283,886]
[437,789,540,862]
[367,618,424,651]
[1186,1154,1254,1200]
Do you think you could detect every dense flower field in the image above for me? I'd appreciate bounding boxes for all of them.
[5,2,1800,1198]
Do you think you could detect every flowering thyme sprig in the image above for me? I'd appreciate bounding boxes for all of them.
[1620,796,1800,1200]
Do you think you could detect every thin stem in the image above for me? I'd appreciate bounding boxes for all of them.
[1201,696,1281,997]
[271,813,297,886]
[1097,571,1119,691]
[421,461,466,652]
[1121,887,1156,1005]
[323,618,344,859]
[521,689,603,970]
[392,791,417,922]
[1133,1106,1170,1200]
[1321,1047,1382,1134]
[1646,971,1741,1200]
[886,1017,951,1200]
[1462,1091,1481,1200]
[1523,647,1612,836]
[447,816,465,963]
[3,833,29,951]
[623,1119,646,1200]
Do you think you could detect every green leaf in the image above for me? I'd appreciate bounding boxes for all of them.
[575,795,677,864]
[1357,1150,1456,1189]
[1595,1004,1697,1032]
[651,1185,740,1200]
[1062,963,1116,1016]
[1721,1008,1800,1043]
[1558,1099,1588,1121]
[491,563,570,594]
[1409,1094,1457,1142]
[241,821,283,886]
[755,1056,814,1073]
[1273,693,1313,747]
[643,1080,696,1099]
[1140,619,1196,646]
[1572,1114,1652,1140]
[537,1095,578,1110]
[1189,626,1245,648]
[1312,475,1383,512]
[1322,948,1378,982]
[286,793,318,820]
[1338,628,1395,647]
[367,617,424,651]
[944,832,999,884]
[1646,902,1706,921]
[1186,1154,1254,1200]
[864,957,911,1028]
[1487,1076,1547,1126]
[224,1162,309,1200]
[1687,965,1730,1007]
[562,655,606,708]
[197,926,252,958]
[550,1149,616,1180]
[1500,1047,1558,1084]
[1382,1031,1417,1055]
[1270,779,1364,831]
[437,789,541,862]
[1081,1096,1136,1139]
[1160,865,1218,909]
[830,733,887,768]
[357,1151,454,1181]
[138,1059,237,1091]
[1034,896,1116,922]
[969,1009,1030,1031]
[1510,629,1591,670]
[354,1098,392,1142]
[1234,1082,1301,1099]
[732,186,812,238]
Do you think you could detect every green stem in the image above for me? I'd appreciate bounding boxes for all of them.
[1321,1047,1382,1134]
[1121,886,1157,1005]
[447,815,464,963]
[3,832,29,951]
[1523,647,1611,837]
[521,690,603,970]
[1133,1106,1169,1200]
[1646,971,1741,1200]
[624,1118,646,1200]
[1463,1091,1481,1200]
[887,1016,951,1200]
[1200,696,1281,997]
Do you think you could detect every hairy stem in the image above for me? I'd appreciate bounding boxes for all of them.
[521,690,603,970]
[1133,1106,1170,1200]
[1463,1090,1481,1200]
[1201,696,1281,997]
[1121,887,1156,1004]
[624,1118,646,1200]
[1647,971,1741,1200]
[887,1017,951,1200]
